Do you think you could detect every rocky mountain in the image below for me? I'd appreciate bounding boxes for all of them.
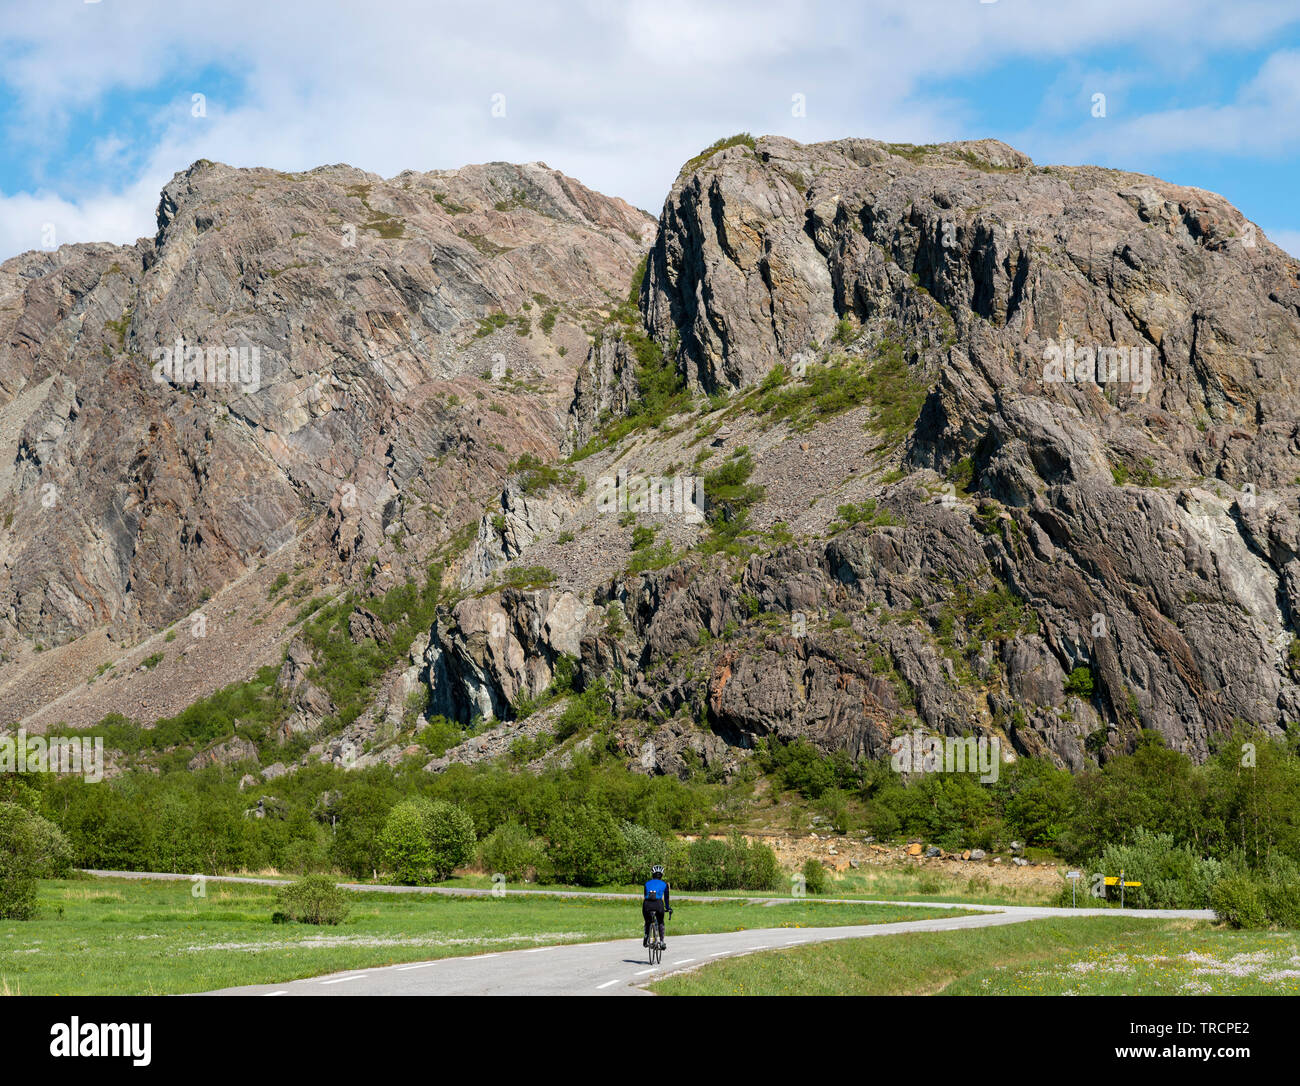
[4,134,1299,778]
[0,158,650,726]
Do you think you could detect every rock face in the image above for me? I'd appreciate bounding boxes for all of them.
[433,134,1300,771]
[633,135,1300,763]
[0,158,651,652]
[5,134,1299,781]
[424,587,590,723]
[467,480,583,583]
[565,331,639,454]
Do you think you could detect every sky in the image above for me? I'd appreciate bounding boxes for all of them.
[2,0,1300,261]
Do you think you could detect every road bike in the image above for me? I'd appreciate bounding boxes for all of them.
[644,909,670,965]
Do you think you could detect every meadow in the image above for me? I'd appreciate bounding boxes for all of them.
[651,917,1300,996]
[0,875,954,995]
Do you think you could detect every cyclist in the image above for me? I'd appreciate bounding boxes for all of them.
[642,864,673,950]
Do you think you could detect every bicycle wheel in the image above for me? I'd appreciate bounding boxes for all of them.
[649,924,661,965]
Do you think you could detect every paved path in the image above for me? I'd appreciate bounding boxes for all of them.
[205,909,1052,996]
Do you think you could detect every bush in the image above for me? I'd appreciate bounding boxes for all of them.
[743,841,783,892]
[1210,874,1268,929]
[1069,829,1224,909]
[801,858,829,895]
[554,681,613,741]
[680,838,733,891]
[378,797,476,884]
[620,821,668,885]
[1064,666,1094,699]
[0,805,41,920]
[26,810,73,878]
[417,715,462,756]
[479,820,542,882]
[1261,882,1300,929]
[543,805,627,886]
[0,803,72,919]
[673,834,784,892]
[275,874,351,925]
[815,788,854,835]
[1211,857,1300,929]
[425,799,476,880]
[758,738,862,800]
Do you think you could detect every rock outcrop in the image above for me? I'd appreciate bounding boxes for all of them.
[6,134,1298,780]
[0,159,651,653]
[440,135,1300,770]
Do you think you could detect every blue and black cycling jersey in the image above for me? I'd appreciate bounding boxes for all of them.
[643,878,671,909]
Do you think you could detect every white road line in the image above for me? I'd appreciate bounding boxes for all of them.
[320,974,367,985]
[264,991,288,996]
[749,945,769,950]
[396,962,441,971]
[672,958,696,965]
[785,939,808,945]
[634,968,657,976]
[524,947,554,954]
[596,979,622,990]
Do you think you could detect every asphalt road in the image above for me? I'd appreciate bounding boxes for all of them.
[203,905,1214,996]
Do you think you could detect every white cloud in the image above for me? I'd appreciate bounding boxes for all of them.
[1,0,1299,259]
[1026,49,1300,162]
[1266,227,1300,258]
[0,183,158,263]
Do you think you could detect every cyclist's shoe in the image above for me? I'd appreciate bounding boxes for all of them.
[642,935,649,947]
[658,941,667,951]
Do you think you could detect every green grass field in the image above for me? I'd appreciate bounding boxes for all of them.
[650,918,1300,996]
[0,877,963,995]
[407,867,1057,908]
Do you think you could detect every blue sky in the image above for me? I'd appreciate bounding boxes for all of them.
[2,0,1300,260]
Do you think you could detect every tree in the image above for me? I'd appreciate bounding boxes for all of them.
[378,798,437,884]
[378,797,475,885]
[995,758,1076,847]
[0,802,71,920]
[424,799,476,880]
[1062,732,1207,861]
[331,779,401,878]
[544,805,627,886]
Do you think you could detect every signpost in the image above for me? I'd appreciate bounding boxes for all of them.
[1102,869,1143,908]
[1067,870,1081,907]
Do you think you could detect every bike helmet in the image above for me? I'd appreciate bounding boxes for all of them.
[651,864,665,877]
